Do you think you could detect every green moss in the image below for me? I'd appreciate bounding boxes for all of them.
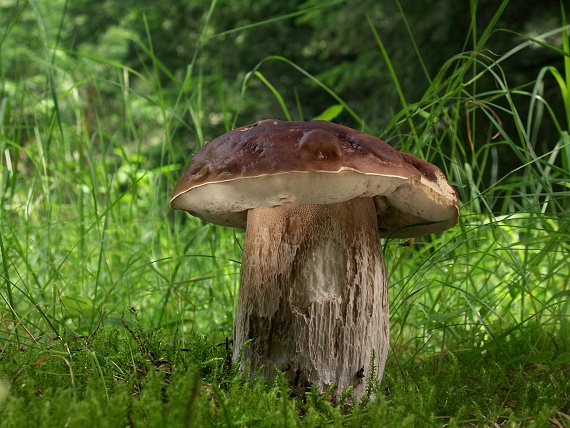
[1,324,568,427]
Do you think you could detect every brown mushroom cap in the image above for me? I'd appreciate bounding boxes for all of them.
[170,119,458,238]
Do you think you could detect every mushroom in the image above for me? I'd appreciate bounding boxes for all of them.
[170,119,458,401]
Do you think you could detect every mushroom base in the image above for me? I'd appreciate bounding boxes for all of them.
[233,197,389,401]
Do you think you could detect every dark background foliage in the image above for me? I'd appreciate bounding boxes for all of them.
[59,0,566,127]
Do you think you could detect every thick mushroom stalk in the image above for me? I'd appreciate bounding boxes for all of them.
[234,197,389,400]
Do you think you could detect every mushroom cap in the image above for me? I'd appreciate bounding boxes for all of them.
[170,119,459,238]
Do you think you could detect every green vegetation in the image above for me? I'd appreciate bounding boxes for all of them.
[1,0,569,426]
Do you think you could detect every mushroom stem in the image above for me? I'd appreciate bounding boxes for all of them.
[233,197,389,401]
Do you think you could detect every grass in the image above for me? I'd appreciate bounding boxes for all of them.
[1,0,569,426]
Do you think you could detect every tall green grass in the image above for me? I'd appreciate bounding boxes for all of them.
[0,0,568,426]
[0,0,241,342]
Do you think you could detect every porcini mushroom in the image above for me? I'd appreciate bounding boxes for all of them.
[170,119,458,401]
